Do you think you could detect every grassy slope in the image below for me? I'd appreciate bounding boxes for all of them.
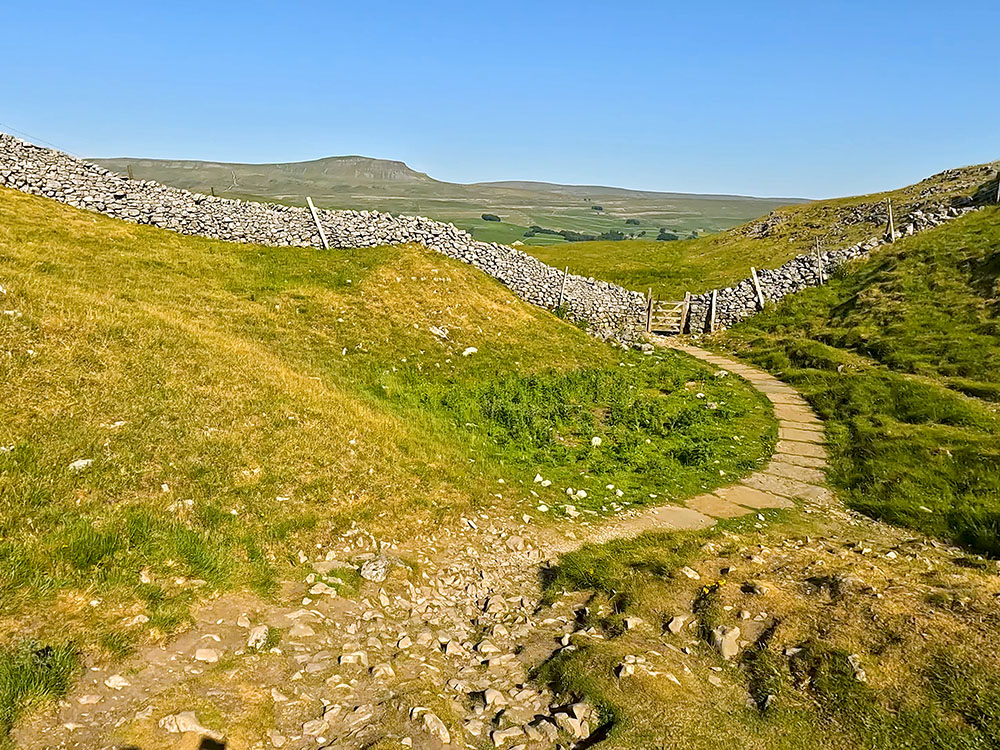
[540,512,1000,750]
[531,196,1000,750]
[0,187,776,736]
[526,162,999,298]
[721,206,1000,555]
[93,156,796,247]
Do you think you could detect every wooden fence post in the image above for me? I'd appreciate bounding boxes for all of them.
[646,288,653,332]
[126,164,134,180]
[885,198,896,242]
[681,291,691,334]
[708,289,718,333]
[557,266,569,309]
[306,196,330,250]
[750,267,765,310]
[814,240,825,284]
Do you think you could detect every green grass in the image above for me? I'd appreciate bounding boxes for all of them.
[721,206,1000,556]
[0,643,78,749]
[525,162,999,299]
[0,186,773,654]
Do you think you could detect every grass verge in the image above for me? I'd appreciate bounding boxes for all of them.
[721,206,1000,556]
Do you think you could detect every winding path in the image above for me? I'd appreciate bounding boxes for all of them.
[16,341,835,750]
[589,340,832,543]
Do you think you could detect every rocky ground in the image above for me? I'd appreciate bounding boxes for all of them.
[10,344,859,750]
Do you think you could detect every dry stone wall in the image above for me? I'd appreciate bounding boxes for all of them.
[686,204,981,333]
[0,134,647,343]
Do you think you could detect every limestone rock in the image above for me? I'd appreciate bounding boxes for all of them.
[709,625,741,659]
[360,555,392,582]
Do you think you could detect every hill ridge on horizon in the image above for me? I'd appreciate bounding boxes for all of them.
[96,153,803,201]
[92,151,804,247]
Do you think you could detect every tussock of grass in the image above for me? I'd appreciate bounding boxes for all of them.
[543,530,708,610]
[723,207,1000,556]
[0,643,78,748]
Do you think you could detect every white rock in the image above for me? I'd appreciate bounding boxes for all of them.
[422,711,450,743]
[289,622,315,638]
[247,625,269,650]
[159,711,213,735]
[194,648,219,663]
[104,674,129,690]
[709,625,741,659]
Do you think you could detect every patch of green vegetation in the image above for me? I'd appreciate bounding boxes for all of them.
[692,582,724,642]
[435,362,776,513]
[98,629,138,659]
[0,642,78,748]
[544,529,709,608]
[780,642,1000,749]
[741,624,784,712]
[722,207,1000,556]
[0,187,772,650]
[525,162,999,298]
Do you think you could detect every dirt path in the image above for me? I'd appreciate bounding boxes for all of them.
[15,343,834,750]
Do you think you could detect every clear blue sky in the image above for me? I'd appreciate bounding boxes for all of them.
[3,1,998,198]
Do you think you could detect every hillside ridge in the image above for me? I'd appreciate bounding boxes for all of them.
[89,153,799,246]
[99,154,437,183]
[0,132,648,343]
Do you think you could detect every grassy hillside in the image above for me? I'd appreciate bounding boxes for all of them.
[527,161,1000,299]
[0,186,777,737]
[721,206,1000,555]
[92,155,797,247]
[528,200,1000,750]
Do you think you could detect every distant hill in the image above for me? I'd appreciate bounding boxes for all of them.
[92,154,803,247]
[472,179,775,201]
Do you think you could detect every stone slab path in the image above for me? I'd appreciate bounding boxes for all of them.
[15,342,834,750]
[588,341,831,544]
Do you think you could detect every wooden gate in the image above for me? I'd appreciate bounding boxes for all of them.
[646,292,690,335]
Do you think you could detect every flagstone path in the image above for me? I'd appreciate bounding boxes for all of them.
[588,340,831,544]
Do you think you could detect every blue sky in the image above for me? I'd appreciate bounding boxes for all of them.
[2,1,998,198]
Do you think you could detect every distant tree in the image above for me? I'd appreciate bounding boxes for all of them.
[597,229,625,241]
[625,218,640,225]
[481,213,501,222]
[656,229,680,241]
[592,205,603,211]
[560,230,598,242]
